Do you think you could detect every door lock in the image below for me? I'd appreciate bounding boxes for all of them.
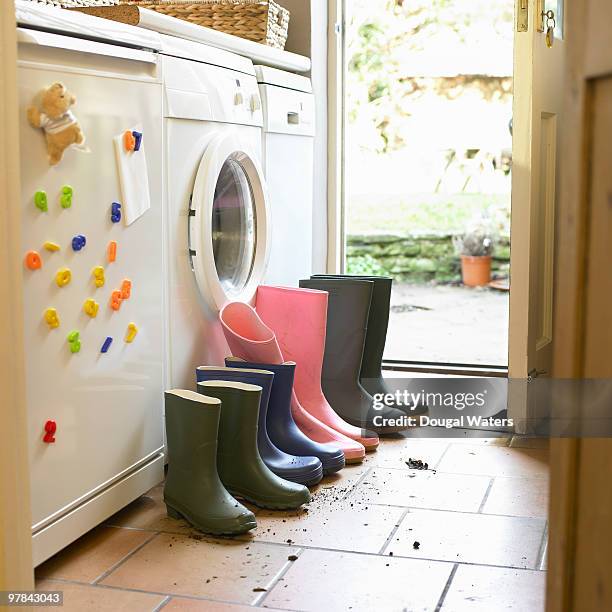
[517,0,528,32]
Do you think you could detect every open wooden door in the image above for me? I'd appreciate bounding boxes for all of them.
[547,0,612,610]
[508,0,566,431]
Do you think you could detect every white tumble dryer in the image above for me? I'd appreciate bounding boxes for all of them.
[161,35,270,388]
[256,65,315,287]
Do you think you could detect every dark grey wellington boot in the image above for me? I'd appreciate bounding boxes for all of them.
[197,380,311,510]
[301,277,410,433]
[311,275,394,396]
[311,274,427,417]
[163,390,257,535]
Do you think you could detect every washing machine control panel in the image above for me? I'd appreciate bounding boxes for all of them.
[163,55,263,127]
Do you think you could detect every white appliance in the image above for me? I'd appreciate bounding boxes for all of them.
[16,3,165,565]
[256,66,315,286]
[162,35,270,388]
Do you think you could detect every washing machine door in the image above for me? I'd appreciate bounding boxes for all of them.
[189,132,270,312]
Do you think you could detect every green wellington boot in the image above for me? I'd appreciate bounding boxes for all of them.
[164,389,257,535]
[197,380,311,510]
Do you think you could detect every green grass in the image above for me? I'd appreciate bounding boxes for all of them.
[346,192,511,236]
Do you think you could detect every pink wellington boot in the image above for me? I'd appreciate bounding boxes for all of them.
[219,302,366,463]
[255,286,378,453]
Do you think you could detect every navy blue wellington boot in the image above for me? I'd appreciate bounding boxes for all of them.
[225,358,346,475]
[196,366,324,486]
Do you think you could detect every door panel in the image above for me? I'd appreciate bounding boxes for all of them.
[18,60,164,528]
[582,78,612,378]
[508,0,566,430]
[534,112,556,357]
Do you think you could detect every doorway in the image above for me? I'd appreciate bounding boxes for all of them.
[341,0,514,369]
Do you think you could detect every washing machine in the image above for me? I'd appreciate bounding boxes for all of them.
[161,35,270,388]
[256,65,315,286]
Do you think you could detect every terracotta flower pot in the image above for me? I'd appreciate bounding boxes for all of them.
[460,255,491,287]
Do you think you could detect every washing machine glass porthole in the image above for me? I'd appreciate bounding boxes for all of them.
[211,153,257,296]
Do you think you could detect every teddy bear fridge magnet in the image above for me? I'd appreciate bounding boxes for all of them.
[27,82,86,166]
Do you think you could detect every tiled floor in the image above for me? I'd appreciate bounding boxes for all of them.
[35,435,549,611]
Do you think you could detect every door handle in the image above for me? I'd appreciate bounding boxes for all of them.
[287,112,300,125]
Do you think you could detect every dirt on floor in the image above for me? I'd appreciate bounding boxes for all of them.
[385,283,509,366]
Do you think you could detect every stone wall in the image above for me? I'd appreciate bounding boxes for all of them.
[346,232,511,283]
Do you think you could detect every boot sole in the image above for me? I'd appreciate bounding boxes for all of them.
[295,469,324,487]
[345,456,365,465]
[166,504,256,536]
[228,491,309,511]
[321,451,346,475]
[271,465,324,488]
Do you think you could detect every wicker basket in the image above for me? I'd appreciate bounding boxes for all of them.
[26,0,118,7]
[122,0,290,49]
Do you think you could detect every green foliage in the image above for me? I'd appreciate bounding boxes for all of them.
[346,253,390,276]
[347,193,511,236]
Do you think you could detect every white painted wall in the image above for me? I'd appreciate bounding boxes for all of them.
[310,1,329,273]
[281,0,329,273]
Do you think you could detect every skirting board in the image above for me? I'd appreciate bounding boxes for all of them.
[32,452,164,566]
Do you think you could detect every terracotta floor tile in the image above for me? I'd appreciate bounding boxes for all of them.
[35,579,164,611]
[105,485,198,536]
[163,597,284,611]
[35,526,154,583]
[482,476,549,517]
[352,468,491,512]
[33,428,549,611]
[263,548,451,612]
[437,444,549,478]
[100,534,297,604]
[440,565,546,611]
[387,509,546,569]
[245,501,403,554]
[362,438,450,469]
[305,462,369,500]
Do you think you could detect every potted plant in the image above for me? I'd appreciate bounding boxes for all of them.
[453,225,495,287]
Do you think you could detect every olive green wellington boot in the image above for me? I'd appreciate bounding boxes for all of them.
[197,380,311,510]
[164,390,257,535]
